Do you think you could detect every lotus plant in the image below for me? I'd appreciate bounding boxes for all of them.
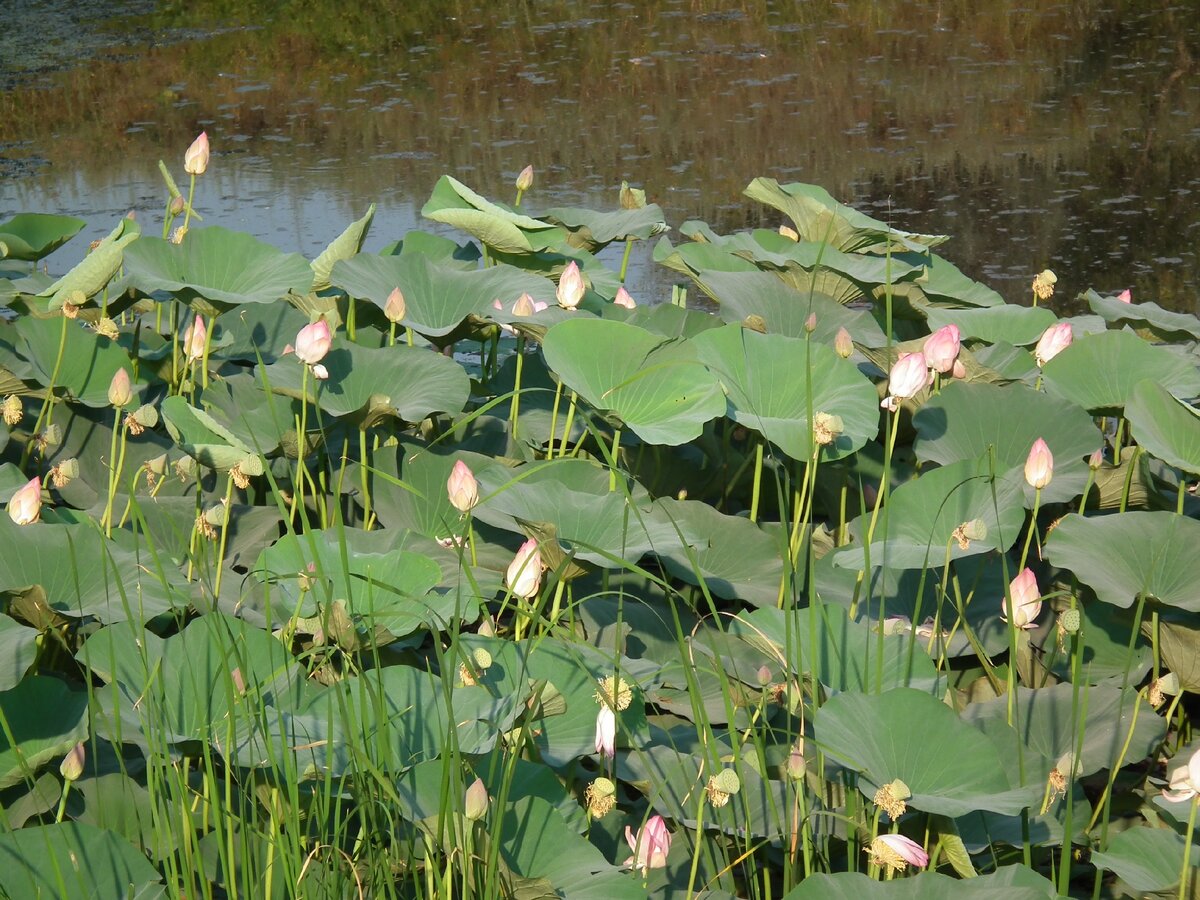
[1034,322,1072,367]
[867,834,928,873]
[463,777,489,821]
[7,476,41,525]
[514,164,533,206]
[614,286,637,309]
[1002,567,1042,629]
[556,261,585,310]
[505,539,542,599]
[290,318,332,380]
[447,460,479,513]
[595,705,616,759]
[181,132,209,234]
[922,324,960,375]
[880,352,930,412]
[1024,438,1054,489]
[624,815,671,875]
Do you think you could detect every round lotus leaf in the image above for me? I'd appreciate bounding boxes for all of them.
[925,305,1058,346]
[1043,511,1200,611]
[541,317,725,446]
[1125,378,1200,475]
[1091,827,1197,894]
[0,213,86,262]
[0,676,89,789]
[0,821,165,899]
[1085,288,1200,341]
[1041,329,1200,413]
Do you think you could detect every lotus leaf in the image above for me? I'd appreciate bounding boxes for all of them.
[1125,379,1200,475]
[15,315,141,408]
[0,821,165,899]
[0,675,89,789]
[0,213,86,261]
[1086,288,1200,341]
[781,866,1056,899]
[1091,827,1196,893]
[309,203,375,291]
[421,175,564,253]
[924,305,1058,346]
[1041,329,1200,412]
[1043,512,1200,611]
[541,317,725,445]
[0,616,38,691]
[542,204,669,251]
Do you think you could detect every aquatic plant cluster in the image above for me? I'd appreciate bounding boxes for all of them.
[0,136,1198,899]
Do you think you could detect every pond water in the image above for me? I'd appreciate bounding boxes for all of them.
[2,0,1198,312]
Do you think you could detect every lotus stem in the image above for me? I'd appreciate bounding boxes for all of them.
[548,379,564,457]
[101,407,127,537]
[607,427,621,491]
[212,472,235,603]
[560,391,579,459]
[510,337,525,443]
[346,297,356,342]
[22,312,69,470]
[1018,486,1041,571]
[1179,797,1198,900]
[618,237,634,284]
[291,366,311,525]
[182,173,196,233]
[200,313,215,390]
[684,791,706,900]
[749,439,764,522]
[358,428,372,529]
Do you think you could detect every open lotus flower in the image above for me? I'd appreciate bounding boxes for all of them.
[184,132,210,176]
[447,460,479,513]
[595,705,616,759]
[1002,568,1042,629]
[1024,438,1054,489]
[624,815,671,875]
[556,261,585,310]
[505,539,542,599]
[183,316,207,362]
[294,319,332,365]
[867,834,928,872]
[881,352,931,411]
[7,476,41,525]
[1163,747,1200,802]
[614,287,637,310]
[1034,322,1072,366]
[922,324,960,374]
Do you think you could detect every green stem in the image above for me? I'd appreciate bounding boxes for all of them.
[618,237,634,284]
[22,313,69,469]
[684,792,707,900]
[510,337,525,444]
[1018,487,1042,571]
[182,173,196,233]
[101,408,126,537]
[560,391,579,459]
[749,439,764,522]
[212,473,235,604]
[1180,797,1199,900]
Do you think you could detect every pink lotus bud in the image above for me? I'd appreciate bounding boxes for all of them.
[869,834,929,871]
[447,460,479,513]
[556,261,585,310]
[952,359,967,379]
[804,312,817,334]
[511,293,536,317]
[755,665,772,686]
[183,315,207,362]
[7,476,42,525]
[294,319,332,365]
[1034,322,1072,366]
[834,327,853,359]
[880,352,930,411]
[505,539,542,599]
[1024,438,1054,489]
[464,777,490,821]
[59,741,86,782]
[614,287,637,310]
[108,368,132,408]
[624,815,671,874]
[515,165,534,193]
[385,287,406,323]
[922,324,960,374]
[1116,289,1132,304]
[1002,567,1042,629]
[184,132,210,176]
[169,195,186,216]
[1088,448,1104,469]
[595,705,616,759]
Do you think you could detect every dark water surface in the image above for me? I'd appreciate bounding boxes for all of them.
[2,0,1198,312]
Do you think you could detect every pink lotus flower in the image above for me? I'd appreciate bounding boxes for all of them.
[624,815,671,874]
[1002,568,1042,629]
[869,834,929,871]
[447,460,479,513]
[595,705,616,758]
[1024,438,1054,489]
[505,539,542,599]
[556,261,585,310]
[511,293,547,316]
[385,287,406,323]
[1034,322,1072,367]
[108,368,132,408]
[7,476,41,525]
[515,165,534,192]
[464,777,490,821]
[1116,289,1132,304]
[922,324,961,374]
[834,327,854,359]
[952,359,967,379]
[880,352,930,411]
[183,316,207,362]
[294,319,332,366]
[614,287,637,310]
[1163,748,1200,802]
[184,132,210,176]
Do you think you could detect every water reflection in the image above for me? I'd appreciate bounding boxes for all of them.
[1,0,1197,312]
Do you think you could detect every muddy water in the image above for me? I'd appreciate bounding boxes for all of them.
[1,0,1197,312]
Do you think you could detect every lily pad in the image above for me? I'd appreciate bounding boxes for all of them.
[0,821,165,899]
[0,213,86,262]
[1125,379,1200,475]
[925,305,1058,346]
[421,175,563,253]
[0,675,88,789]
[1043,512,1200,611]
[1091,826,1196,893]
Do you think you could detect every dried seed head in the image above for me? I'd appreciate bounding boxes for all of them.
[131,404,159,429]
[49,457,79,488]
[94,317,119,340]
[1032,269,1057,301]
[195,513,217,541]
[812,412,843,447]
[174,455,197,482]
[230,464,250,489]
[586,777,618,818]
[124,414,145,436]
[873,779,911,820]
[2,395,22,427]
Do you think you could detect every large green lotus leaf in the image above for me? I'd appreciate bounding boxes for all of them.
[210,299,310,363]
[122,227,314,312]
[1041,330,1200,413]
[693,325,881,461]
[925,305,1058,346]
[1043,512,1200,611]
[653,234,761,278]
[330,252,556,337]
[196,373,290,458]
[472,457,696,566]
[913,381,1101,505]
[961,684,1165,778]
[309,203,375,291]
[1086,288,1200,341]
[78,614,308,747]
[0,821,165,899]
[833,456,1027,571]
[736,603,941,694]
[1091,827,1196,893]
[421,175,563,253]
[0,676,88,789]
[541,318,725,446]
[1126,379,1200,475]
[381,229,482,267]
[911,252,1004,308]
[161,394,255,470]
[0,213,86,261]
[0,616,38,691]
[40,232,140,311]
[694,269,888,346]
[743,178,948,252]
[814,688,1043,816]
[1156,614,1200,692]
[72,771,176,862]
[15,316,141,408]
[652,498,785,607]
[0,518,188,623]
[259,339,469,422]
[625,302,725,340]
[541,204,669,250]
[781,866,1056,900]
[1047,600,1152,686]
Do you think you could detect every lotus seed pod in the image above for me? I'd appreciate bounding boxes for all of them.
[1158,672,1180,696]
[203,502,229,527]
[472,647,492,670]
[1060,608,1081,634]
[174,455,197,480]
[146,453,169,477]
[131,404,158,429]
[2,395,22,426]
[962,518,988,541]
[95,317,119,340]
[586,777,618,817]
[239,453,264,477]
[712,768,741,795]
[41,423,62,447]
